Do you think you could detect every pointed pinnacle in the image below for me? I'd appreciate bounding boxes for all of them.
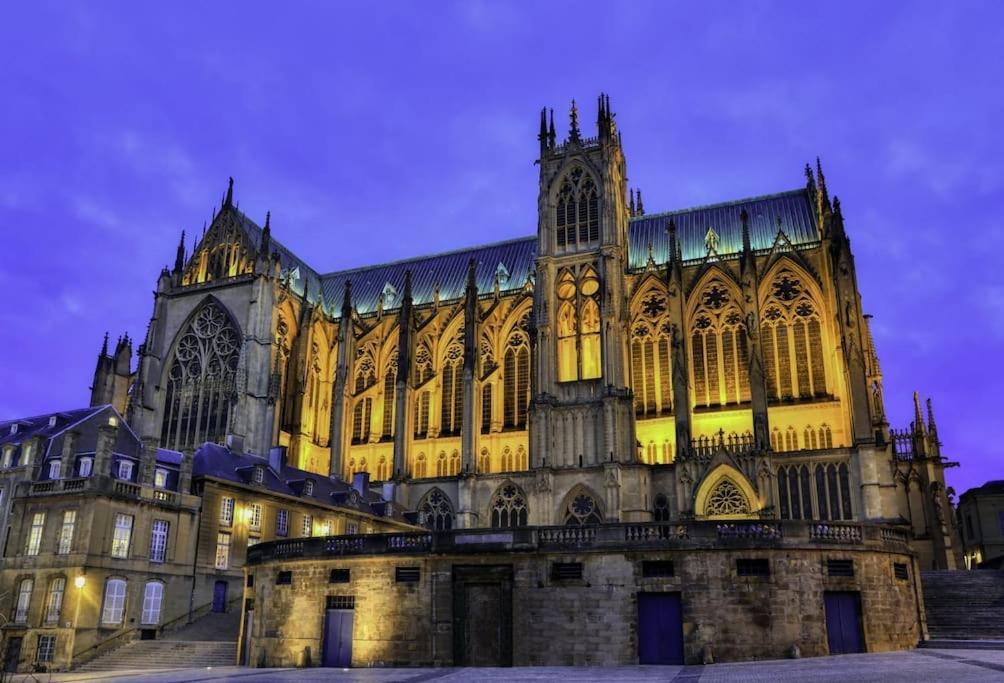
[225,177,234,207]
[569,99,580,140]
[101,331,109,357]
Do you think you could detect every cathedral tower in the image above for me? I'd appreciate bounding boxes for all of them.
[530,96,635,471]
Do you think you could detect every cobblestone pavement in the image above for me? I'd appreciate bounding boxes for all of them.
[12,649,1004,683]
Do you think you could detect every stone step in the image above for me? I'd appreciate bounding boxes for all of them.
[75,640,235,672]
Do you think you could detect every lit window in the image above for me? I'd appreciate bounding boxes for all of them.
[101,578,127,624]
[220,497,234,526]
[557,268,602,382]
[26,512,46,555]
[36,634,56,664]
[252,466,264,484]
[345,522,357,535]
[304,480,314,496]
[44,578,65,625]
[48,460,61,479]
[302,515,313,537]
[1,447,11,468]
[111,514,133,558]
[117,460,134,481]
[22,441,34,465]
[276,509,288,537]
[150,520,169,563]
[141,582,163,625]
[554,165,599,250]
[58,510,76,555]
[79,457,93,477]
[215,532,231,570]
[14,578,33,623]
[318,520,331,536]
[249,503,262,531]
[154,468,168,489]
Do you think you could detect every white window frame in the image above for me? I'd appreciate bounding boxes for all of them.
[44,577,65,625]
[302,514,313,537]
[57,510,76,555]
[36,634,56,663]
[253,467,264,484]
[141,581,164,625]
[101,578,127,625]
[79,457,93,477]
[117,460,134,480]
[48,460,61,479]
[154,468,168,489]
[249,503,262,531]
[318,520,332,536]
[26,512,45,556]
[14,578,33,623]
[149,520,169,563]
[111,513,133,558]
[304,480,314,496]
[215,532,231,570]
[220,497,235,526]
[276,509,288,537]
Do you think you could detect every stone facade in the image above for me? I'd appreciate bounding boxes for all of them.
[957,480,1004,568]
[243,522,922,666]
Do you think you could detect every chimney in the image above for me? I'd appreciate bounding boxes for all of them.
[225,434,245,454]
[179,451,193,494]
[94,418,119,476]
[381,481,397,505]
[60,431,80,478]
[351,472,370,497]
[268,446,287,473]
[139,437,159,486]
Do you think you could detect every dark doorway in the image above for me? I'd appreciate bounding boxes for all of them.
[212,580,228,613]
[3,637,23,673]
[140,629,157,640]
[824,591,864,654]
[638,592,684,664]
[453,565,513,666]
[321,602,354,667]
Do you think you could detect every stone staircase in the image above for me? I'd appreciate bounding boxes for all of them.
[75,611,239,672]
[921,570,1004,640]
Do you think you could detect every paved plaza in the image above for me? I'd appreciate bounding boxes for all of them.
[10,648,1004,683]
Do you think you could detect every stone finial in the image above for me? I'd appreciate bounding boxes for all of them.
[569,99,580,142]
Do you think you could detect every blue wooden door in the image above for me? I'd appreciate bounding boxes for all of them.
[322,609,354,667]
[638,592,684,664]
[212,581,227,613]
[824,591,864,654]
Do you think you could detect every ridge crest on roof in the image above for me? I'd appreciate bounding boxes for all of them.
[631,188,809,223]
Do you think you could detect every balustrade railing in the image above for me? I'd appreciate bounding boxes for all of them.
[810,523,863,543]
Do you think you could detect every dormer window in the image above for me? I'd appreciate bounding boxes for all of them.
[117,460,134,481]
[381,282,398,307]
[48,460,61,479]
[1,447,12,468]
[304,480,314,497]
[252,466,264,485]
[48,416,58,428]
[10,424,18,435]
[154,468,168,489]
[21,442,34,466]
[79,457,93,477]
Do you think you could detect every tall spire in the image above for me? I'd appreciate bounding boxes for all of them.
[636,188,644,215]
[569,99,580,142]
[100,331,109,358]
[538,107,548,155]
[926,397,939,438]
[174,230,186,273]
[629,189,636,217]
[548,108,556,148]
[815,157,831,215]
[912,391,926,435]
[224,177,234,209]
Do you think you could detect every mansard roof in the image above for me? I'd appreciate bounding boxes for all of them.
[227,187,818,318]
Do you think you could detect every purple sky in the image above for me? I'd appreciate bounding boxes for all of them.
[1,3,1000,495]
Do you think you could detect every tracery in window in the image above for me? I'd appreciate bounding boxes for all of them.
[413,391,430,438]
[563,489,604,526]
[630,315,673,417]
[760,268,828,401]
[161,301,241,450]
[414,341,434,386]
[440,341,464,435]
[689,278,750,408]
[653,493,671,522]
[480,383,493,434]
[418,488,454,530]
[490,482,529,528]
[382,356,397,439]
[478,448,491,473]
[815,462,853,521]
[503,330,530,429]
[351,398,372,444]
[436,451,448,477]
[777,465,813,520]
[557,267,602,382]
[375,456,389,481]
[555,165,599,250]
[704,479,751,516]
[413,452,427,478]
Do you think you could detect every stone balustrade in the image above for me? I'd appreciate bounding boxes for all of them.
[18,475,195,510]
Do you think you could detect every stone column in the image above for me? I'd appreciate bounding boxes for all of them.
[329,282,354,480]
[461,260,478,474]
[666,222,691,459]
[139,437,159,486]
[393,272,414,479]
[94,421,119,477]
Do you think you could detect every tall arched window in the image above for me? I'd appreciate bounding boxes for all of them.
[503,331,530,429]
[555,165,599,250]
[413,453,427,478]
[500,446,513,472]
[141,581,164,625]
[440,342,463,435]
[481,383,493,434]
[478,448,491,473]
[381,362,396,439]
[161,301,242,450]
[418,488,454,530]
[304,341,322,435]
[689,279,750,408]
[777,465,813,520]
[375,456,389,481]
[653,493,671,522]
[351,398,371,444]
[563,489,604,525]
[556,267,602,382]
[101,578,127,625]
[760,268,828,401]
[630,301,673,417]
[354,351,376,393]
[814,462,853,520]
[490,482,529,528]
[436,451,448,477]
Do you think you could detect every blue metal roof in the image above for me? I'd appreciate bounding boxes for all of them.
[230,188,817,318]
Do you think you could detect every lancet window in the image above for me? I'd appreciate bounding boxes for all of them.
[351,398,371,444]
[413,452,427,478]
[440,341,464,435]
[557,268,601,382]
[653,493,671,522]
[413,391,430,438]
[778,462,852,520]
[630,291,673,416]
[381,355,397,440]
[760,269,828,401]
[503,330,530,429]
[161,301,242,451]
[418,488,454,531]
[555,165,599,250]
[478,448,491,473]
[689,279,750,408]
[490,482,529,528]
[481,384,492,434]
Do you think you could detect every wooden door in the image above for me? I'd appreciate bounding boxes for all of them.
[824,591,864,654]
[453,565,513,666]
[638,592,684,664]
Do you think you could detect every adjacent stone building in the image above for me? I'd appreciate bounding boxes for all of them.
[957,480,1004,569]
